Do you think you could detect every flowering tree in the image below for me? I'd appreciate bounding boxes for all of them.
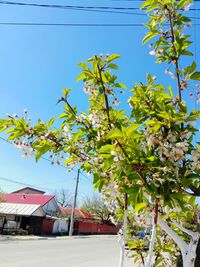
[0,0,200,266]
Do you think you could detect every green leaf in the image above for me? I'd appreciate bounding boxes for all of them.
[114,82,126,88]
[183,61,196,75]
[64,157,75,166]
[72,131,84,143]
[59,113,68,119]
[107,63,119,70]
[142,31,158,44]
[168,85,173,97]
[35,144,52,161]
[129,172,140,180]
[134,202,146,212]
[78,62,90,71]
[99,144,113,153]
[187,110,200,121]
[48,117,56,128]
[106,129,122,139]
[106,54,120,63]
[190,71,200,81]
[181,51,193,56]
[63,88,71,98]
[82,162,92,172]
[126,123,141,135]
[129,242,137,250]
[76,72,86,82]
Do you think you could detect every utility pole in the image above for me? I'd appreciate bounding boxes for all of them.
[69,168,80,236]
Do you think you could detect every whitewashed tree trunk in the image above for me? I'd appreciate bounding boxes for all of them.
[145,222,157,267]
[158,216,200,267]
[118,208,127,267]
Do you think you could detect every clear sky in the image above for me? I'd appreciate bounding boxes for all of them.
[0,0,199,203]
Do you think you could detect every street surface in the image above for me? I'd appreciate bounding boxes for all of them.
[0,236,138,267]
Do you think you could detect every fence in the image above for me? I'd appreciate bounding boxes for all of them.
[74,221,120,235]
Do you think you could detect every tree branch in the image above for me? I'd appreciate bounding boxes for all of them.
[171,220,200,240]
[157,216,188,254]
[95,57,111,128]
[168,10,182,101]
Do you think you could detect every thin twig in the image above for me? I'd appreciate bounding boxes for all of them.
[168,10,182,102]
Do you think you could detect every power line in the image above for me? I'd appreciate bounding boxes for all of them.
[0,1,200,18]
[0,22,145,26]
[0,1,200,12]
[0,1,142,15]
[0,22,200,27]
[0,135,92,184]
[0,176,49,191]
[0,1,141,10]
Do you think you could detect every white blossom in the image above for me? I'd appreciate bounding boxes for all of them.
[63,125,71,132]
[88,112,101,127]
[191,149,200,170]
[149,50,156,56]
[183,3,192,11]
[17,143,34,159]
[188,121,196,127]
[112,98,120,106]
[167,132,177,142]
[111,150,116,156]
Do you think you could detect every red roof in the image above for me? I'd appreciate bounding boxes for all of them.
[3,193,55,207]
[59,206,93,220]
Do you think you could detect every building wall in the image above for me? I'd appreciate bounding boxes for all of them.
[52,219,69,234]
[12,188,45,195]
[41,218,54,234]
[43,199,59,215]
[27,216,43,235]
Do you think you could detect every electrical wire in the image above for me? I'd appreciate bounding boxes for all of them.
[0,176,49,191]
[0,135,92,184]
[0,22,145,26]
[0,1,200,19]
[0,1,143,10]
[0,1,143,16]
[0,1,200,11]
[0,22,200,27]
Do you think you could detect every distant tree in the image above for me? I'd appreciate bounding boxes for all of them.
[54,188,73,208]
[0,191,5,202]
[81,194,112,224]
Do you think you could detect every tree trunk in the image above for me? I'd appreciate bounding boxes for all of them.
[145,223,157,267]
[194,238,200,267]
[158,216,200,267]
[118,205,127,267]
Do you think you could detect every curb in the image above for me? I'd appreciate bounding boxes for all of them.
[0,234,117,242]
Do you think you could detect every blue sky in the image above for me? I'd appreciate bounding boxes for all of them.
[0,0,199,203]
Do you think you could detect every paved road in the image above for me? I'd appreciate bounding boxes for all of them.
[0,236,137,267]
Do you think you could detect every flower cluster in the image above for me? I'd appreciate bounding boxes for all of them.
[15,141,34,159]
[83,84,97,95]
[191,149,200,170]
[88,111,102,128]
[111,150,123,162]
[134,212,151,228]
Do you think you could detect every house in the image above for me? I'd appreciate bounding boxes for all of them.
[0,190,68,235]
[59,206,93,221]
[59,206,120,235]
[3,193,59,215]
[0,187,119,236]
[12,187,45,195]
